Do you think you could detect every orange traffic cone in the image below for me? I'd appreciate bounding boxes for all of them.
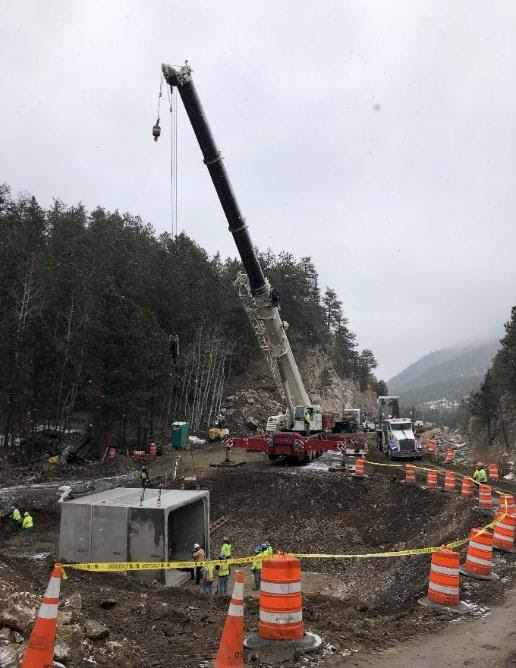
[461,476,474,499]
[214,570,245,668]
[21,563,63,668]
[488,463,499,481]
[426,469,438,489]
[459,528,497,580]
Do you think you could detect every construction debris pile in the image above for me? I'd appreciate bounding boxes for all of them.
[221,389,283,434]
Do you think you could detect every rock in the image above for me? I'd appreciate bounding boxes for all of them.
[0,595,36,632]
[0,645,21,668]
[245,417,259,430]
[0,628,10,643]
[84,619,109,640]
[106,640,124,654]
[54,641,71,662]
[245,396,255,405]
[56,623,83,647]
[11,633,22,645]
[57,610,73,626]
[100,598,117,610]
[64,591,82,612]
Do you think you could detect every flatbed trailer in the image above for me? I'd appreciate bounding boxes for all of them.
[226,433,367,463]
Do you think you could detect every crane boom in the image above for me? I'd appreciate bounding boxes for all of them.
[162,63,311,425]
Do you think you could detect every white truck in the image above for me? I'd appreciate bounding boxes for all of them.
[376,396,422,459]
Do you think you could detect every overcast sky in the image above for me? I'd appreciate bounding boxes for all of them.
[2,1,515,379]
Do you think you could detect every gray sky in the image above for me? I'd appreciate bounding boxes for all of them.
[2,1,515,379]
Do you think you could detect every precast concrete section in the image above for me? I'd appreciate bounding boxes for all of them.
[59,488,209,586]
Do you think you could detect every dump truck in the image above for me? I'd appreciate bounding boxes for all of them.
[161,63,361,462]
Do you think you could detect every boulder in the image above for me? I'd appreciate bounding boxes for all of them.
[64,591,82,613]
[0,595,36,633]
[84,619,109,640]
[106,640,124,654]
[57,610,73,626]
[0,645,20,668]
[56,623,83,647]
[245,417,259,430]
[54,641,71,662]
[0,628,10,643]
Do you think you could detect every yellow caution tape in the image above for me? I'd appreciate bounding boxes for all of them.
[65,555,256,572]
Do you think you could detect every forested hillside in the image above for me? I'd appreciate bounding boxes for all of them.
[0,186,383,450]
[389,340,497,408]
[461,306,516,449]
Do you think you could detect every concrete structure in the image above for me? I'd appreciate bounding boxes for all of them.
[59,488,209,586]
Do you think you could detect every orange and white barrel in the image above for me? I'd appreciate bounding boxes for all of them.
[427,548,461,606]
[259,554,303,641]
[444,471,456,492]
[460,528,496,579]
[461,477,474,499]
[426,469,438,488]
[488,463,499,481]
[354,458,364,477]
[405,464,416,484]
[493,512,516,552]
[444,448,454,464]
[478,485,492,509]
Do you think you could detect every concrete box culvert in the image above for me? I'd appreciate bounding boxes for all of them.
[59,487,209,587]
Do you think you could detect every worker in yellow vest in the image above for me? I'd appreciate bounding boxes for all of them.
[11,507,21,531]
[201,558,215,594]
[216,556,230,596]
[251,546,263,590]
[22,512,33,545]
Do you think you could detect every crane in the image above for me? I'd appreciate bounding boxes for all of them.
[161,63,360,462]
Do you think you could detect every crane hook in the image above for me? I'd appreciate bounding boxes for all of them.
[152,118,161,142]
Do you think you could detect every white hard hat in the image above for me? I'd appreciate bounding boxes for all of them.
[193,543,200,549]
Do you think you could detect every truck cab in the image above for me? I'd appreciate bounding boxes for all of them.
[378,418,422,459]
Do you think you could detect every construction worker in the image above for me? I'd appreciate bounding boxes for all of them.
[11,506,21,531]
[262,540,273,557]
[220,536,231,559]
[22,512,33,545]
[140,466,150,489]
[304,409,312,436]
[201,558,215,594]
[192,542,205,584]
[216,555,230,596]
[251,546,263,589]
[473,462,488,484]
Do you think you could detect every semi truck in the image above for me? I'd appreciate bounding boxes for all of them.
[161,63,362,463]
[376,396,422,459]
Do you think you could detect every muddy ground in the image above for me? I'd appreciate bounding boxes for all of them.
[0,439,515,667]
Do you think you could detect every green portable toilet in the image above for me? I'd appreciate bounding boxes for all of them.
[171,421,189,449]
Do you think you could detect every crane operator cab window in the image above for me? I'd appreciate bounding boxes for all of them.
[295,406,310,421]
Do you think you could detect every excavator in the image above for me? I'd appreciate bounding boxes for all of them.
[161,63,362,463]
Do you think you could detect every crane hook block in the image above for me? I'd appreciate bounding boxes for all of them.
[152,120,161,142]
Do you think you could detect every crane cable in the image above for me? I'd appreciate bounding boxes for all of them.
[154,74,178,239]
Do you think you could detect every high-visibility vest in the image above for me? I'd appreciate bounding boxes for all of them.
[304,411,311,424]
[473,469,487,483]
[220,542,231,558]
[22,515,33,529]
[12,509,21,522]
[218,561,230,577]
[202,564,215,581]
[252,552,263,571]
